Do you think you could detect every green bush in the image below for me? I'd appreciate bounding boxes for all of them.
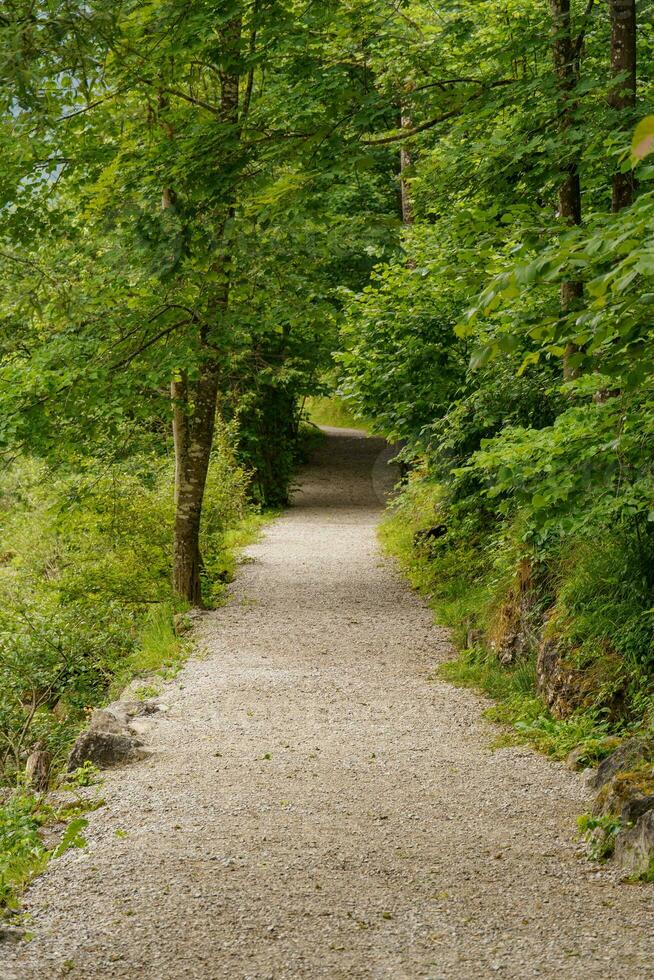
[0,422,257,788]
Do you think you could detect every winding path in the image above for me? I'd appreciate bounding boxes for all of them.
[3,429,653,979]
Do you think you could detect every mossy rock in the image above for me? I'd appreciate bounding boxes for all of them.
[594,765,654,823]
[537,632,626,721]
[589,737,652,792]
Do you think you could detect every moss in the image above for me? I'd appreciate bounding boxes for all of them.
[595,765,654,818]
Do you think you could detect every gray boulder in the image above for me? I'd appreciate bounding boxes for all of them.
[587,738,649,792]
[88,708,128,736]
[68,731,149,771]
[89,699,159,735]
[68,699,159,771]
[614,809,654,877]
[592,763,654,820]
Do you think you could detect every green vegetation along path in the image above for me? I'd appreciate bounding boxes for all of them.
[3,429,653,979]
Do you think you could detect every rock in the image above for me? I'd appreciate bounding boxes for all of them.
[614,809,654,877]
[566,736,621,772]
[69,698,160,770]
[587,739,649,792]
[172,608,204,635]
[25,744,51,791]
[0,926,24,945]
[488,560,540,666]
[89,708,129,736]
[565,745,588,771]
[89,700,159,737]
[173,612,193,635]
[593,766,654,821]
[623,794,654,825]
[536,626,626,721]
[129,717,157,737]
[68,731,149,771]
[536,637,588,718]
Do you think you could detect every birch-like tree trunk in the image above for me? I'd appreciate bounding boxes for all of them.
[399,110,413,227]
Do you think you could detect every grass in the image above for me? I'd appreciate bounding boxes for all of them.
[438,645,611,759]
[109,602,186,698]
[379,483,613,762]
[304,395,370,432]
[203,510,273,606]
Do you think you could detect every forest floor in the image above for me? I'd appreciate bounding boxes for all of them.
[2,428,654,979]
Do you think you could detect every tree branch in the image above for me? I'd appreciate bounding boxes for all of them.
[363,79,515,145]
[110,319,191,370]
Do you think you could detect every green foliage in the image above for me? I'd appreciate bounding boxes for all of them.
[0,794,90,912]
[380,479,626,759]
[62,762,101,789]
[0,795,48,910]
[577,813,623,862]
[0,421,255,787]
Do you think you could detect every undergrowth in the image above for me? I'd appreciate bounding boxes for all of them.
[378,475,652,761]
[0,788,101,915]
[0,422,266,791]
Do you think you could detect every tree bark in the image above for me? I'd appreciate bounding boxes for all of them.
[171,355,223,605]
[549,0,583,379]
[399,110,413,226]
[170,14,241,605]
[609,0,637,212]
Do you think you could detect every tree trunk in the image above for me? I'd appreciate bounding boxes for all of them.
[609,0,637,212]
[170,14,241,605]
[549,0,583,379]
[171,357,222,605]
[399,110,413,226]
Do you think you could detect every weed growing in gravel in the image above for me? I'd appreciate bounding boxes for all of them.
[577,813,623,861]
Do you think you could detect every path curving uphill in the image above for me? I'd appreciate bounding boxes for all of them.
[2,428,653,979]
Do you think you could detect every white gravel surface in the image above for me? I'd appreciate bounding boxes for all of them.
[2,427,653,979]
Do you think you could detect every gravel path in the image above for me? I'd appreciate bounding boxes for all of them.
[2,428,653,979]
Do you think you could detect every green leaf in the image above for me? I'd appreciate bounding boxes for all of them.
[632,116,654,162]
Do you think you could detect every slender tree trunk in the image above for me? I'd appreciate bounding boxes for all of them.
[609,0,637,212]
[549,0,583,378]
[170,14,241,605]
[399,109,413,226]
[171,353,223,605]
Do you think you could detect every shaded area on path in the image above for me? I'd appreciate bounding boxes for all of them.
[2,428,653,979]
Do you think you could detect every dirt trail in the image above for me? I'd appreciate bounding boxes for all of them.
[2,428,653,979]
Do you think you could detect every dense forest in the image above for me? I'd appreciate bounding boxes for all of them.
[2,0,654,904]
